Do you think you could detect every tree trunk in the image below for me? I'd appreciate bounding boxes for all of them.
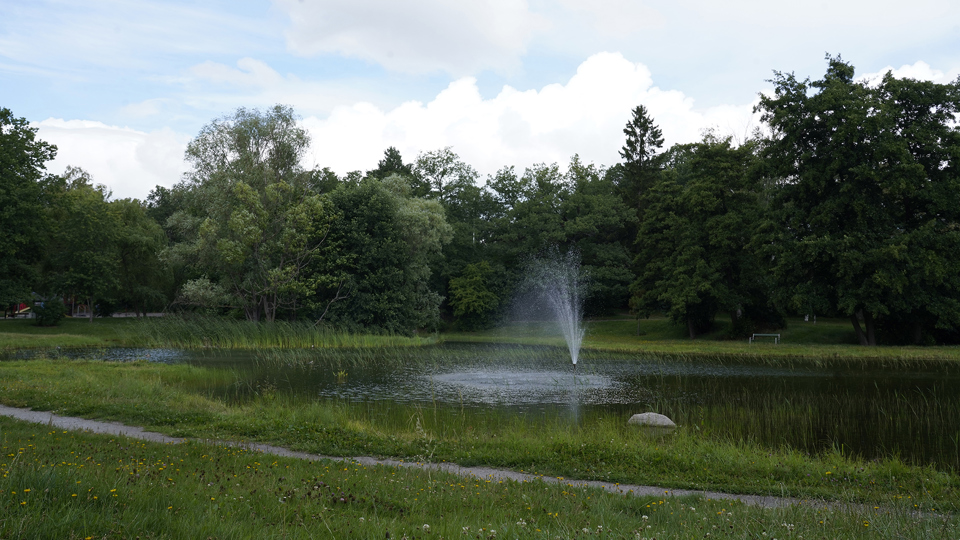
[88,296,94,323]
[911,318,923,345]
[687,319,697,340]
[864,310,876,346]
[244,303,260,322]
[729,310,740,334]
[850,310,877,346]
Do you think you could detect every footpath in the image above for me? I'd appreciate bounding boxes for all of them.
[0,404,812,509]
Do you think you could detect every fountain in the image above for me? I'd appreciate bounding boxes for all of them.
[526,249,586,369]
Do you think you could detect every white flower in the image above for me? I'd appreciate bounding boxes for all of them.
[423,524,430,532]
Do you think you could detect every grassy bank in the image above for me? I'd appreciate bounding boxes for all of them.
[444,316,960,363]
[5,418,955,539]
[0,357,957,513]
[0,316,434,351]
[5,314,960,363]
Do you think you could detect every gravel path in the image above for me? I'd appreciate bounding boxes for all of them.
[0,404,810,509]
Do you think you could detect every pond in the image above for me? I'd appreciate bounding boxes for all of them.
[13,343,960,471]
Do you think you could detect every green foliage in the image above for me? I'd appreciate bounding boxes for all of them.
[113,198,170,315]
[448,261,501,329]
[367,145,413,179]
[0,108,56,308]
[632,134,772,338]
[617,104,665,225]
[40,167,121,322]
[170,105,333,322]
[310,176,451,333]
[32,298,66,327]
[758,55,960,345]
[484,157,634,315]
[411,146,478,202]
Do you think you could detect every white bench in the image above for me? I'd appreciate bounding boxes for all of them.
[749,333,780,344]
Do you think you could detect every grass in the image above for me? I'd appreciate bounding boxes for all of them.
[4,417,956,539]
[0,357,958,513]
[0,316,434,351]
[444,316,960,364]
[0,317,130,350]
[2,313,960,535]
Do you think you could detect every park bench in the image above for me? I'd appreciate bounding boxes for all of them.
[748,333,781,344]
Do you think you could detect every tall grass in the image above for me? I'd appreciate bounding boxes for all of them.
[123,315,436,349]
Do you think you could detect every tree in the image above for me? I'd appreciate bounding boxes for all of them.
[448,260,501,329]
[0,108,56,310]
[617,105,665,214]
[41,167,120,322]
[757,56,960,345]
[113,199,169,316]
[308,175,451,333]
[561,155,636,314]
[484,157,635,317]
[169,105,333,322]
[368,146,413,179]
[411,147,478,203]
[631,135,770,338]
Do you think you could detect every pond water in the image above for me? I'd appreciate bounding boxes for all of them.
[11,343,960,470]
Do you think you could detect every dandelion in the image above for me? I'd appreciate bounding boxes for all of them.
[422,524,430,532]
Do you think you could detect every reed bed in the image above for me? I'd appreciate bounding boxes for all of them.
[122,316,436,349]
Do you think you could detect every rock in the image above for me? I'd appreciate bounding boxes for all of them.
[627,412,676,428]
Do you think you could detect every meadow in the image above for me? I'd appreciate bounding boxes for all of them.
[1,314,959,537]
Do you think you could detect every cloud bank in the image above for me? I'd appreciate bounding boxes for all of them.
[303,52,760,177]
[274,0,545,75]
[36,120,189,201]
[36,54,958,200]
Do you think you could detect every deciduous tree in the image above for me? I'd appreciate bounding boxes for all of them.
[757,56,960,345]
[0,108,56,309]
[170,105,333,322]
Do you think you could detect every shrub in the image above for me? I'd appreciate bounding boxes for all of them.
[33,298,66,326]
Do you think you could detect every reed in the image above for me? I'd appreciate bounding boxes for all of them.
[122,315,436,349]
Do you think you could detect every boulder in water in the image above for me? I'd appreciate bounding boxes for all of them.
[627,412,676,428]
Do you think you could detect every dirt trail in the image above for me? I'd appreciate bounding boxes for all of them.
[0,404,810,509]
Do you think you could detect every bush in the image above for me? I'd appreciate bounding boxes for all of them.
[33,298,66,327]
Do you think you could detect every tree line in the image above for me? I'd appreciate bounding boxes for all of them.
[2,56,959,345]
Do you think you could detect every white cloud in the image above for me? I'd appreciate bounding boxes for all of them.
[556,0,665,37]
[858,61,960,85]
[303,52,760,177]
[166,58,387,120]
[35,119,190,201]
[273,0,546,74]
[189,58,288,88]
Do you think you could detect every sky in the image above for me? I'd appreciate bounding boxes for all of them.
[2,0,959,200]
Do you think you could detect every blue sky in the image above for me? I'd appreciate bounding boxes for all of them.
[3,0,959,199]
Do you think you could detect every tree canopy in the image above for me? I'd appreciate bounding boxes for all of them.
[7,56,960,344]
